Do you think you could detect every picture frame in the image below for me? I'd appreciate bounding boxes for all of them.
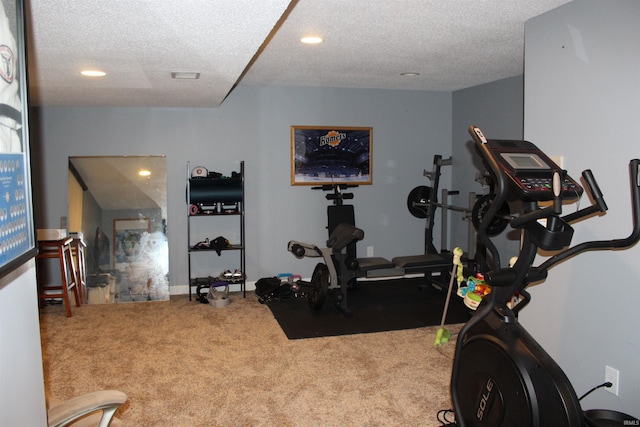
[291,126,372,186]
[113,218,150,265]
[0,0,37,278]
[113,217,170,301]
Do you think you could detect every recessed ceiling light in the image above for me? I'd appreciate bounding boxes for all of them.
[138,169,151,177]
[300,36,323,44]
[80,70,106,77]
[171,72,200,79]
[400,72,420,77]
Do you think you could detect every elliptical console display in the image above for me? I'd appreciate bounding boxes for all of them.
[446,126,640,427]
[469,126,583,201]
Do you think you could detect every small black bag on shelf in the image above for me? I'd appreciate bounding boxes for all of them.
[210,236,230,255]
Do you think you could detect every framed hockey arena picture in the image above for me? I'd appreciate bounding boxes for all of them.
[0,0,37,277]
[291,126,372,186]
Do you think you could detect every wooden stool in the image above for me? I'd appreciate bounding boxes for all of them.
[37,238,81,317]
[70,238,87,304]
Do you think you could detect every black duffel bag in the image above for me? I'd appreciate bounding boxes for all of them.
[255,277,290,304]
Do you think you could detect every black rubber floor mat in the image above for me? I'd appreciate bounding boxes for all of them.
[267,278,471,339]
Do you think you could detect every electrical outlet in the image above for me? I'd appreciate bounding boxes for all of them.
[366,246,374,257]
[551,155,564,168]
[605,365,620,396]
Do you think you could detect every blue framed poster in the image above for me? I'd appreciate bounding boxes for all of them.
[0,0,37,276]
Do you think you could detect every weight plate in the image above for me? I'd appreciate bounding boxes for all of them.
[308,263,329,310]
[407,186,436,219]
[472,194,510,237]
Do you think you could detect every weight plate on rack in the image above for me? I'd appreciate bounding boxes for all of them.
[308,263,329,310]
[472,194,511,237]
[407,186,436,219]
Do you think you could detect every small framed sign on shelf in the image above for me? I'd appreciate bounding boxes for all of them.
[291,126,372,186]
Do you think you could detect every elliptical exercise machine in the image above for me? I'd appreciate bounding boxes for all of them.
[446,126,640,427]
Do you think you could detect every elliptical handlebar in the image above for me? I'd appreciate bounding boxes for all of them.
[538,159,640,272]
[582,169,608,212]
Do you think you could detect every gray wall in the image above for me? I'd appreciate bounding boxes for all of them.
[522,0,640,416]
[31,86,453,291]
[450,75,525,259]
[0,260,48,426]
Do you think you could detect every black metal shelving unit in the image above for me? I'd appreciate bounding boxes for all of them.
[186,161,245,300]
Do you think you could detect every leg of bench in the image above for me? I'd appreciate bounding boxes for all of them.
[330,253,360,317]
[333,289,352,317]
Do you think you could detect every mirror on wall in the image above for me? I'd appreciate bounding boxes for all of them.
[68,156,169,303]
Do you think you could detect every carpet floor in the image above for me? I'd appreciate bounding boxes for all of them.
[40,292,464,426]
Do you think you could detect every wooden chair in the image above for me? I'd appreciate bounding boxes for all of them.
[37,238,82,317]
[70,238,88,304]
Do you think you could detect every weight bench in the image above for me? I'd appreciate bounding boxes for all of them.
[288,222,453,316]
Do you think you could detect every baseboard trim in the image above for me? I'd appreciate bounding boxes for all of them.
[170,281,257,296]
[169,272,438,295]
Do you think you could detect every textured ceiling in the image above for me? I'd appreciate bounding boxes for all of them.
[26,0,293,108]
[70,156,167,212]
[26,0,571,108]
